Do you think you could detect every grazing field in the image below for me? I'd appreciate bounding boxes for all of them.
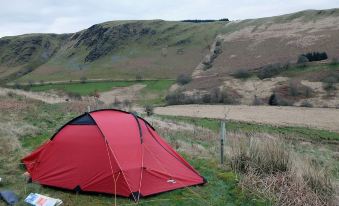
[0,94,268,206]
[154,105,339,132]
[0,92,338,205]
[27,80,174,96]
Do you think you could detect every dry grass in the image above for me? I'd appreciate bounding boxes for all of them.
[227,135,335,205]
[229,136,290,174]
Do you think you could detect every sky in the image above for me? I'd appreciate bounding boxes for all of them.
[0,0,338,37]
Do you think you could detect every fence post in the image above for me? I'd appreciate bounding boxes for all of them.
[220,120,225,164]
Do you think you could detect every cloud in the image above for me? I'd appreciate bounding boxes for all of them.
[0,0,338,37]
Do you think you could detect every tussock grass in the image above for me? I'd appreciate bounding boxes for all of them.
[227,135,335,205]
[229,137,290,174]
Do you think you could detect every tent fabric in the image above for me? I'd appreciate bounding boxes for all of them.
[22,109,205,201]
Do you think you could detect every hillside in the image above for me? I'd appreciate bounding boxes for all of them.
[0,20,225,83]
[191,8,339,82]
[0,9,338,108]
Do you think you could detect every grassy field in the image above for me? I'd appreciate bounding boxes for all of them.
[280,62,339,78]
[0,95,269,206]
[27,80,174,96]
[157,115,339,142]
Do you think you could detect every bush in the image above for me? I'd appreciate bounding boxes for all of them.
[66,91,81,100]
[6,91,15,97]
[230,137,290,174]
[323,76,337,92]
[302,161,334,201]
[232,69,251,79]
[136,73,143,81]
[297,55,309,64]
[176,74,192,85]
[302,52,328,62]
[165,88,239,105]
[268,93,278,106]
[257,63,289,79]
[330,57,338,65]
[252,95,263,105]
[80,76,87,84]
[165,90,185,105]
[144,105,154,116]
[300,100,313,107]
[268,93,293,106]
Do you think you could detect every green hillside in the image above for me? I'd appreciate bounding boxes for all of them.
[0,20,225,83]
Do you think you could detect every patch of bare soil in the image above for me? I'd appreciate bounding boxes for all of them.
[0,87,67,104]
[98,84,146,105]
[154,105,339,132]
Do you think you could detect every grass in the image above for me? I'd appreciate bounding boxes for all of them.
[158,115,339,142]
[0,96,268,206]
[280,63,339,77]
[27,80,174,97]
[29,81,135,95]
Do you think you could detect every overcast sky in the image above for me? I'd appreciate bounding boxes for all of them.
[1,0,338,37]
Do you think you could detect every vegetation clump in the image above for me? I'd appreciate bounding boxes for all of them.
[165,88,239,105]
[300,51,328,62]
[322,76,337,96]
[232,69,252,79]
[228,136,335,205]
[257,63,289,79]
[144,104,154,116]
[176,74,192,85]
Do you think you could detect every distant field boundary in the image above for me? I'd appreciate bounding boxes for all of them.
[154,104,339,133]
[6,78,176,86]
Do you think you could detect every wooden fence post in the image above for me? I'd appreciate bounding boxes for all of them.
[220,120,225,164]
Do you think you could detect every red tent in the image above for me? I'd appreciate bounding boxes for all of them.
[22,109,206,201]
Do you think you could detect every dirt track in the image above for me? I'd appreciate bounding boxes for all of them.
[154,105,339,132]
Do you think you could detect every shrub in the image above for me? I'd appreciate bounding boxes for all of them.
[268,93,293,106]
[252,95,263,105]
[14,82,21,89]
[28,80,34,87]
[297,55,309,64]
[268,93,278,106]
[176,74,192,85]
[6,91,15,97]
[302,161,334,202]
[300,100,313,107]
[123,99,132,109]
[302,52,328,62]
[229,137,290,174]
[80,76,87,84]
[323,76,337,92]
[144,105,154,116]
[330,57,338,65]
[165,88,239,105]
[135,73,143,81]
[66,91,81,100]
[257,63,289,79]
[165,90,186,105]
[202,61,212,70]
[232,69,251,79]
